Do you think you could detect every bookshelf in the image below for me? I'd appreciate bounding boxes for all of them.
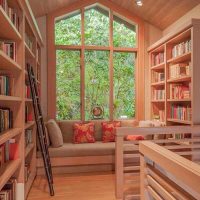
[0,0,43,199]
[149,19,200,127]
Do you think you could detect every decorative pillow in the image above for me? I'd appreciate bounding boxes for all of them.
[73,122,95,144]
[46,119,63,148]
[102,121,121,142]
[126,135,144,141]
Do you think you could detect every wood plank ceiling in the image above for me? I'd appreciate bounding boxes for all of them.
[29,0,200,30]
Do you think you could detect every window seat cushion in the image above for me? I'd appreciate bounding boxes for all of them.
[37,142,115,158]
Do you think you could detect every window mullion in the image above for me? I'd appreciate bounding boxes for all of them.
[81,8,85,121]
[109,10,114,120]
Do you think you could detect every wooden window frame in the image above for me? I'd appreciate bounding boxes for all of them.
[47,0,145,121]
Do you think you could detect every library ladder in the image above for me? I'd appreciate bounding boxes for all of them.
[27,64,54,196]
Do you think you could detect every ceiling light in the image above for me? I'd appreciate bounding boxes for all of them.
[135,0,143,6]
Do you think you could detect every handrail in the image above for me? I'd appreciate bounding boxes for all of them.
[115,125,200,200]
[139,141,200,199]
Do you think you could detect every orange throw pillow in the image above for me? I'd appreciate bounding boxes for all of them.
[102,121,121,142]
[73,122,95,144]
[126,135,144,141]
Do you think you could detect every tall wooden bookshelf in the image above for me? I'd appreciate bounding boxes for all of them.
[0,0,43,199]
[149,19,200,127]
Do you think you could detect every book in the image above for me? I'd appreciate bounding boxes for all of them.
[152,89,165,100]
[9,139,18,160]
[172,39,191,58]
[0,108,13,133]
[152,52,164,66]
[170,104,191,121]
[25,129,32,147]
[0,75,14,96]
[169,83,191,99]
[152,71,165,82]
[0,40,17,61]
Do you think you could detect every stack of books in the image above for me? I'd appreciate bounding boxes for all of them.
[152,52,164,66]
[172,39,191,58]
[169,63,191,79]
[0,75,14,96]
[170,105,192,121]
[0,0,20,30]
[0,40,17,61]
[0,139,18,167]
[0,108,13,133]
[0,178,17,200]
[153,89,165,100]
[25,106,33,123]
[169,83,191,99]
[152,71,165,82]
[25,84,31,98]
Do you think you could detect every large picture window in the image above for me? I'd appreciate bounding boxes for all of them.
[55,4,137,120]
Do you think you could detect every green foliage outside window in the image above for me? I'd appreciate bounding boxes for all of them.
[55,5,137,120]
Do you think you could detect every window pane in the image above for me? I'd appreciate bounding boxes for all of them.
[113,15,136,47]
[85,6,109,46]
[113,52,135,119]
[56,50,80,120]
[55,11,81,45]
[85,51,109,120]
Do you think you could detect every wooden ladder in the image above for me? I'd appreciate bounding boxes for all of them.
[27,64,54,196]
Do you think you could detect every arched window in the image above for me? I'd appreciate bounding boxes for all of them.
[52,3,142,121]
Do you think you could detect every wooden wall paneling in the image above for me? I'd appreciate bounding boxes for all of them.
[47,14,56,119]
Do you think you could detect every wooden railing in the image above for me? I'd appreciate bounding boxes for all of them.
[115,126,200,200]
[139,141,200,200]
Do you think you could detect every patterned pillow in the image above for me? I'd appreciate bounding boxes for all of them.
[125,135,144,141]
[102,121,121,142]
[73,122,95,144]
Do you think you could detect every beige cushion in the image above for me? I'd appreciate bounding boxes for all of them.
[37,142,115,158]
[46,119,63,148]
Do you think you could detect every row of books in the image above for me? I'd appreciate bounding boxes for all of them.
[152,52,164,66]
[0,41,17,61]
[25,84,31,98]
[25,106,33,123]
[172,133,191,139]
[152,71,165,83]
[0,178,17,200]
[0,0,20,31]
[25,129,32,147]
[0,108,13,133]
[169,83,191,99]
[0,75,14,96]
[171,39,191,58]
[152,89,165,100]
[170,105,192,121]
[25,33,34,53]
[169,63,191,79]
[0,139,18,167]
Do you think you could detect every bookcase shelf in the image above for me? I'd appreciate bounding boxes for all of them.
[25,121,35,130]
[167,118,192,125]
[149,19,200,127]
[0,50,22,71]
[167,76,191,83]
[151,62,165,70]
[167,52,191,64]
[25,98,32,102]
[151,81,165,86]
[0,7,21,41]
[167,99,191,102]
[0,95,22,102]
[0,159,21,191]
[0,128,22,146]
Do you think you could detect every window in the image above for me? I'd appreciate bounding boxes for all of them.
[55,4,138,120]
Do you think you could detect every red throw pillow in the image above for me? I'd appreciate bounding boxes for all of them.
[102,121,121,142]
[73,122,95,144]
[126,135,144,141]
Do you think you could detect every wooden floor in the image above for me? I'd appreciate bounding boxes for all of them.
[27,172,116,200]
